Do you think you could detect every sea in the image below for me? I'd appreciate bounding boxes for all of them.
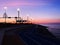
[40,23,60,39]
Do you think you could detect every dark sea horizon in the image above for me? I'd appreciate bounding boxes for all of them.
[40,23,60,39]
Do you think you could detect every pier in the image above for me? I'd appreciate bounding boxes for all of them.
[0,23,60,45]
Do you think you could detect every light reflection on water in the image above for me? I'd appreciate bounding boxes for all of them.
[40,23,60,39]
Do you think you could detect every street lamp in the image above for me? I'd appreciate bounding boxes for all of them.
[4,7,7,12]
[3,6,7,23]
[17,8,20,20]
[26,14,30,23]
[27,14,29,21]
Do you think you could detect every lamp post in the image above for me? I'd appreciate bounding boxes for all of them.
[3,7,7,23]
[27,14,29,23]
[30,18,32,24]
[17,8,20,20]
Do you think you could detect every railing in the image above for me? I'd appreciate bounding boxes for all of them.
[0,17,30,23]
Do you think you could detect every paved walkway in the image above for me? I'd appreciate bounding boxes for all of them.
[0,31,5,45]
[0,26,22,45]
[0,25,31,45]
[0,25,60,45]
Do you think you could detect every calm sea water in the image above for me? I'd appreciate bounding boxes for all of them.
[40,23,60,39]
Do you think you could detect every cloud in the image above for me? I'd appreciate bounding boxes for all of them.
[0,1,50,7]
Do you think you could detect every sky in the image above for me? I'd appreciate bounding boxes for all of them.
[0,0,60,23]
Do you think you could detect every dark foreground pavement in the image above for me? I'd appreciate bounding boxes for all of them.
[1,24,60,45]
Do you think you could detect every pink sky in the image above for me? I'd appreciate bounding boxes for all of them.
[0,0,60,23]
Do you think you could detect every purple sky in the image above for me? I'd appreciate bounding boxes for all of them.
[0,0,60,23]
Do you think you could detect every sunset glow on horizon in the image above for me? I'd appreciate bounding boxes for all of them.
[0,0,60,24]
